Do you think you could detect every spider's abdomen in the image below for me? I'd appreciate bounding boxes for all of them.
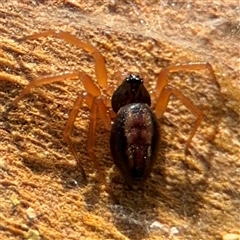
[110,103,160,185]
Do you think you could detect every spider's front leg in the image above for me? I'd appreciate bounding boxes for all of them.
[154,62,219,152]
[17,30,108,90]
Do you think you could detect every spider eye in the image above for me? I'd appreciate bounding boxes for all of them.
[125,74,143,83]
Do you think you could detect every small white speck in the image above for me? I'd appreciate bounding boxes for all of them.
[26,207,37,219]
[150,221,162,229]
[170,226,179,237]
[149,221,169,233]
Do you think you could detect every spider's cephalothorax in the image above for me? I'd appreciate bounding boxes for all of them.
[110,74,159,185]
[111,74,151,113]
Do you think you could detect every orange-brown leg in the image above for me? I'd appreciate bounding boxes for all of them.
[63,92,86,180]
[86,96,117,201]
[13,70,113,175]
[155,86,203,152]
[155,62,219,97]
[63,91,115,199]
[18,30,108,90]
[13,71,101,106]
[154,62,219,151]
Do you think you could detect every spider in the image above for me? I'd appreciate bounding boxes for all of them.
[11,30,219,190]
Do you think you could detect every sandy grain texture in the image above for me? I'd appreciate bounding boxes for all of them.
[0,1,239,240]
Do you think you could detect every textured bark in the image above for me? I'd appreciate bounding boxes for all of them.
[0,1,239,240]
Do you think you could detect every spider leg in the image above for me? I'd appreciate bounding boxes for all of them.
[62,92,86,181]
[155,62,219,97]
[18,30,108,90]
[155,86,203,152]
[86,96,118,202]
[62,90,115,199]
[154,62,219,151]
[13,71,101,106]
